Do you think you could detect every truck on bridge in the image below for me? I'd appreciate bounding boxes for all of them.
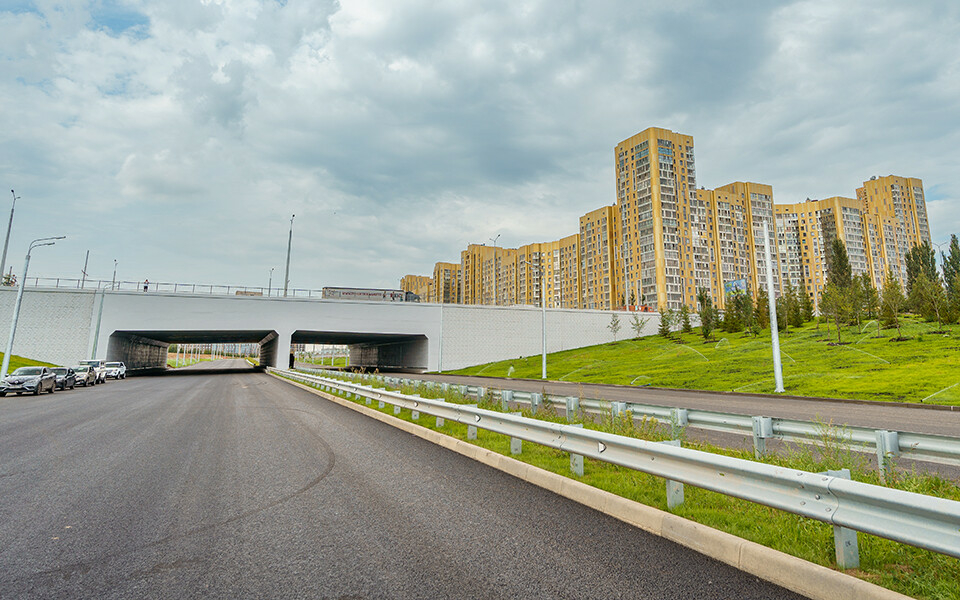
[321,287,420,303]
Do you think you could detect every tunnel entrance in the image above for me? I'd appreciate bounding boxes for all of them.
[107,330,277,374]
[292,331,428,373]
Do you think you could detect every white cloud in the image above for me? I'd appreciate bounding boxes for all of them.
[1,0,958,289]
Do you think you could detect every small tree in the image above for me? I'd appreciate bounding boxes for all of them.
[658,306,673,338]
[754,288,770,330]
[629,289,637,307]
[942,234,960,298]
[798,278,815,323]
[696,288,715,341]
[679,304,693,333]
[859,275,881,337]
[608,312,622,341]
[820,282,849,343]
[826,238,852,289]
[630,313,649,338]
[906,241,938,300]
[912,272,949,331]
[880,269,907,339]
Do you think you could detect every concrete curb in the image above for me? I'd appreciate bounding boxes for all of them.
[273,373,912,600]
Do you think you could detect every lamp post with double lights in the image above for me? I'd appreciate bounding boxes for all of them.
[1,190,20,283]
[1,236,66,379]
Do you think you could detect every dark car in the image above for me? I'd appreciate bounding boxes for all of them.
[0,366,57,396]
[72,365,97,387]
[51,367,77,390]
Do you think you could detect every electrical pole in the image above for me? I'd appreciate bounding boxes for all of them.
[283,214,295,297]
[763,221,785,393]
[81,250,89,289]
[1,236,66,379]
[1,190,20,282]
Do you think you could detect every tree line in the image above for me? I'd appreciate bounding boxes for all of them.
[655,234,960,344]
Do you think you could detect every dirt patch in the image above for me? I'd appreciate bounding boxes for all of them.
[889,337,913,342]
[827,342,851,346]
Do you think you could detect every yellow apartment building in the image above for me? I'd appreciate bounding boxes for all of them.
[431,261,461,303]
[856,175,931,287]
[399,274,432,300]
[615,127,708,310]
[579,205,619,309]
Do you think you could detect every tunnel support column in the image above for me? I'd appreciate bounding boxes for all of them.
[277,330,294,369]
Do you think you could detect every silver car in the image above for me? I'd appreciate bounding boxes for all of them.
[0,366,57,396]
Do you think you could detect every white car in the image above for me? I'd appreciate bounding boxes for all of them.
[104,362,126,379]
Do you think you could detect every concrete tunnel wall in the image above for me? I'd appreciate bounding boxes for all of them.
[0,288,661,372]
[107,333,169,370]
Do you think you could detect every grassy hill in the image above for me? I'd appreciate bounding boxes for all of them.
[449,315,960,405]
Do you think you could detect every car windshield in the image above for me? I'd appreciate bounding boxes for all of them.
[106,362,121,368]
[75,366,89,372]
[52,368,68,375]
[12,367,42,376]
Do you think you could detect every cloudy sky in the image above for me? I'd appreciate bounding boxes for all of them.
[2,0,959,291]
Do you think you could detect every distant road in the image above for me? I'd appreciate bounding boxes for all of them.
[0,360,804,599]
[365,370,960,438]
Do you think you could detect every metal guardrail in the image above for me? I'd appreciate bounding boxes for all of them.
[298,368,960,478]
[7,277,327,298]
[274,368,960,565]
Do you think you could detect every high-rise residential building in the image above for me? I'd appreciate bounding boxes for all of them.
[544,234,581,308]
[615,127,707,310]
[856,175,931,287]
[774,196,866,307]
[579,205,618,309]
[431,262,461,303]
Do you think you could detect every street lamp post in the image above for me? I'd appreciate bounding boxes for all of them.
[762,222,785,393]
[1,236,66,379]
[283,214,295,297]
[522,259,547,379]
[111,259,118,290]
[489,234,500,305]
[268,267,275,297]
[1,190,20,282]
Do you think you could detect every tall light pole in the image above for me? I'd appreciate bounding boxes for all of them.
[111,259,118,290]
[1,190,20,282]
[268,267,275,297]
[1,236,66,379]
[522,259,547,379]
[283,214,295,297]
[488,234,500,305]
[763,222,785,393]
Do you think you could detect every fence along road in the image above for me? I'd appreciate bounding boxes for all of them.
[278,369,960,569]
[0,361,805,599]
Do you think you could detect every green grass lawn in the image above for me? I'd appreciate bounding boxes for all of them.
[0,353,56,371]
[450,315,960,405]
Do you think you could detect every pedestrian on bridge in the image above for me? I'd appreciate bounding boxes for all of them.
[143,279,149,292]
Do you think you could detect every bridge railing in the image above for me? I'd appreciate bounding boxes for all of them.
[274,368,960,568]
[7,277,326,298]
[294,368,960,479]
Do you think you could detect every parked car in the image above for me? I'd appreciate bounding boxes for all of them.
[77,359,107,384]
[0,366,57,396]
[104,361,126,379]
[51,367,77,390]
[73,365,97,387]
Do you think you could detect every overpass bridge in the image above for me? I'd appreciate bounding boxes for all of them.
[0,287,658,372]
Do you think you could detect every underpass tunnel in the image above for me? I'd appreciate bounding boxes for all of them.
[291,331,428,373]
[107,330,278,374]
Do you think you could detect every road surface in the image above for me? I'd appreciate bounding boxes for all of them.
[0,359,809,599]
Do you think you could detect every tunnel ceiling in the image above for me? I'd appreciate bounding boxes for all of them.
[115,330,277,344]
[291,331,426,345]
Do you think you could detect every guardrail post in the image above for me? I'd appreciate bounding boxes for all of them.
[569,423,584,476]
[436,399,445,428]
[752,416,773,459]
[465,404,479,440]
[611,402,627,419]
[510,412,523,454]
[565,397,580,421]
[531,392,543,414]
[875,430,900,482]
[501,390,513,411]
[476,386,486,402]
[661,440,684,509]
[825,468,860,569]
[378,398,385,409]
[411,395,420,420]
[393,402,402,416]
[671,408,688,440]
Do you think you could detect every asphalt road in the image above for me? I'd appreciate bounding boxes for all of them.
[0,359,806,599]
[378,371,960,438]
